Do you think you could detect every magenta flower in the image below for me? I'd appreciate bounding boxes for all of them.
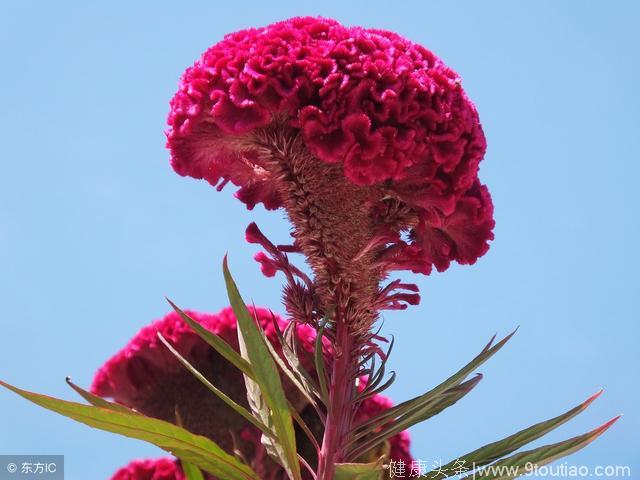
[167,16,493,285]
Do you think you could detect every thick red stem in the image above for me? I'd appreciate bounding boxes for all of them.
[316,318,357,480]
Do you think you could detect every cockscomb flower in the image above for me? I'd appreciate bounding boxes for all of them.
[167,17,493,473]
[91,307,314,451]
[167,16,493,335]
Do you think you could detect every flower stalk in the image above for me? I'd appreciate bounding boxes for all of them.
[165,16,495,478]
[316,316,358,479]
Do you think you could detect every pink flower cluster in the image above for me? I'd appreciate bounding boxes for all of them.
[167,16,493,275]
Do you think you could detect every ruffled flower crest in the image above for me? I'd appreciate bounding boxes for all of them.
[166,16,494,335]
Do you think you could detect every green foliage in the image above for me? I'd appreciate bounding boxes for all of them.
[335,462,383,480]
[468,416,620,480]
[182,461,206,480]
[349,331,517,459]
[0,266,619,480]
[65,377,137,414]
[157,332,272,436]
[0,380,259,480]
[421,390,605,478]
[223,257,301,480]
[167,298,253,378]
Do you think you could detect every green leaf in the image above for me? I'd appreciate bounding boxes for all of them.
[422,390,605,479]
[166,298,254,379]
[157,332,272,437]
[273,319,324,411]
[469,416,621,480]
[181,461,205,480]
[290,406,321,453]
[359,337,395,400]
[65,377,137,415]
[335,462,383,480]
[261,316,322,415]
[354,329,517,437]
[223,257,301,480]
[0,380,259,480]
[280,322,322,399]
[349,375,483,460]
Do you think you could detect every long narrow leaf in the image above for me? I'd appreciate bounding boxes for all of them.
[166,298,254,379]
[469,416,621,480]
[351,375,482,449]
[355,330,517,435]
[335,462,383,480]
[0,380,258,480]
[182,461,205,480]
[276,319,324,408]
[157,333,273,437]
[350,375,483,460]
[223,257,301,480]
[422,390,604,479]
[65,377,136,415]
[260,314,322,415]
[290,406,321,454]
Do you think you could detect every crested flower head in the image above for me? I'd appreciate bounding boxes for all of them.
[91,307,314,451]
[167,16,494,287]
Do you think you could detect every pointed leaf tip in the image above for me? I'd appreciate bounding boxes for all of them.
[588,415,621,441]
[581,389,604,410]
[0,380,259,479]
[482,333,498,353]
[460,373,483,392]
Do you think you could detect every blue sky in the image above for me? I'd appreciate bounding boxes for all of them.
[1,1,638,478]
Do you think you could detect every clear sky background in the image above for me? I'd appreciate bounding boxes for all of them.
[1,2,638,479]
